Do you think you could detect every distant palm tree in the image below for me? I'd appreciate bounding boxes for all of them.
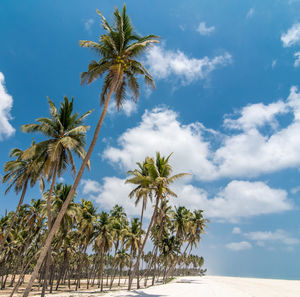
[93,211,113,292]
[126,160,152,241]
[75,199,96,290]
[0,146,44,253]
[125,218,142,287]
[127,152,189,289]
[22,6,159,295]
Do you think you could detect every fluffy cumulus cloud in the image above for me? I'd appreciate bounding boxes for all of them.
[223,100,287,131]
[0,72,15,140]
[281,23,300,47]
[104,86,300,180]
[196,22,215,36]
[144,45,232,85]
[81,178,292,221]
[226,241,252,251]
[215,86,300,178]
[104,107,218,181]
[92,87,300,221]
[244,229,300,248]
[172,181,291,221]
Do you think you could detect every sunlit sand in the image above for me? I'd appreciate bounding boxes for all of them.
[40,276,300,297]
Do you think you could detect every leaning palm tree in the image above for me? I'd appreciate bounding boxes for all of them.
[22,6,159,296]
[0,146,44,254]
[22,96,92,296]
[127,152,189,289]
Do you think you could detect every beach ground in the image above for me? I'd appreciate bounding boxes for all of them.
[41,275,300,297]
[4,275,300,297]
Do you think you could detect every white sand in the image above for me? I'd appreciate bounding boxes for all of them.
[45,275,300,297]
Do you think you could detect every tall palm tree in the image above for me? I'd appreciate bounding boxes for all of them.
[22,6,159,296]
[22,96,91,296]
[0,146,44,254]
[127,152,189,289]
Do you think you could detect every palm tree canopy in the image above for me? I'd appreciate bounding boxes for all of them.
[21,96,92,179]
[79,4,160,109]
[3,146,45,194]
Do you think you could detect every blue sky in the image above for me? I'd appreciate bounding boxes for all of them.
[1,0,300,279]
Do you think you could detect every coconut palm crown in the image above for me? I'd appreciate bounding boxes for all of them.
[21,96,92,178]
[79,4,160,109]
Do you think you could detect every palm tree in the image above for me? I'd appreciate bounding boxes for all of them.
[22,96,91,296]
[124,218,142,287]
[93,211,113,292]
[0,146,44,254]
[164,209,208,281]
[22,6,159,296]
[127,152,189,289]
[126,160,152,243]
[109,205,128,289]
[75,199,96,290]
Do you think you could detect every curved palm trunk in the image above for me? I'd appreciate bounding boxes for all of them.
[0,180,28,254]
[128,196,159,290]
[22,89,114,297]
[41,161,58,297]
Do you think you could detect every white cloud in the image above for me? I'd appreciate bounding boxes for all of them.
[104,107,218,181]
[0,72,15,140]
[281,23,300,47]
[173,181,292,222]
[272,60,277,69]
[82,178,292,222]
[215,86,300,178]
[294,52,300,67]
[84,18,94,32]
[244,229,300,247]
[224,100,287,131]
[226,241,252,251]
[196,22,215,36]
[232,227,241,234]
[104,86,300,180]
[144,44,232,85]
[81,177,148,217]
[246,8,255,19]
[108,100,137,117]
[81,179,103,195]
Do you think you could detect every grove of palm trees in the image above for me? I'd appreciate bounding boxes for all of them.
[0,4,208,297]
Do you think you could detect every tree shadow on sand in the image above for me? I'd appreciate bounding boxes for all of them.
[113,291,166,297]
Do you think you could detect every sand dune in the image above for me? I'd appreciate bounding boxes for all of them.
[44,275,300,297]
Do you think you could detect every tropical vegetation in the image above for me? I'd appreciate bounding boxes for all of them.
[0,4,210,297]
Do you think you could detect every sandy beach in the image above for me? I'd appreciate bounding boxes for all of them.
[41,275,300,297]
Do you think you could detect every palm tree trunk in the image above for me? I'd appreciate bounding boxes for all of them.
[41,161,58,297]
[100,251,104,292]
[128,196,159,290]
[0,180,28,253]
[22,88,114,297]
